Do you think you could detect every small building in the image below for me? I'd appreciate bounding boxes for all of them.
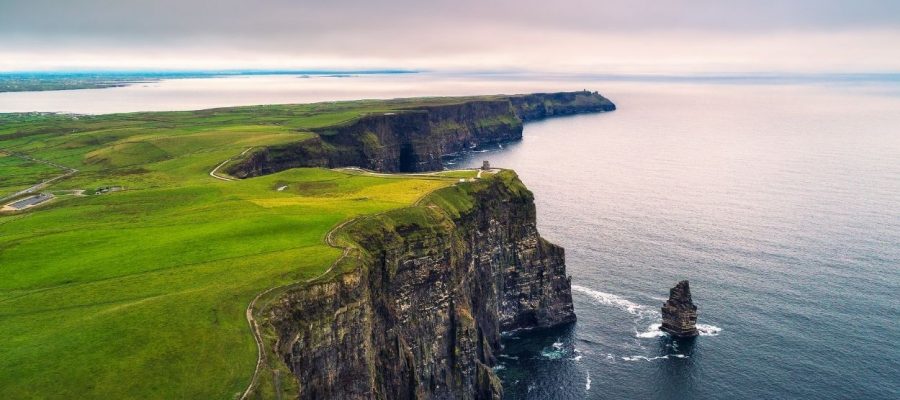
[481,160,491,170]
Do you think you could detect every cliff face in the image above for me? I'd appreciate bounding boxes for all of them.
[509,91,617,121]
[263,171,575,399]
[228,91,614,177]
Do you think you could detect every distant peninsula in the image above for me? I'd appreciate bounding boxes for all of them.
[0,70,417,93]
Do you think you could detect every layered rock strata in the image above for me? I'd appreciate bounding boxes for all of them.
[227,91,615,177]
[660,280,699,338]
[263,171,576,399]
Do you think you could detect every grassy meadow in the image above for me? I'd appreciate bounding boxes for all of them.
[0,102,468,398]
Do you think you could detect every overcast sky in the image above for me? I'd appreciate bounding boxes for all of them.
[1,0,898,73]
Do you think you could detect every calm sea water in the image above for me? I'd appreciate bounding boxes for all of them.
[450,82,900,399]
[2,74,898,399]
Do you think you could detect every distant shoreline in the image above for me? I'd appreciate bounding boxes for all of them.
[0,70,418,93]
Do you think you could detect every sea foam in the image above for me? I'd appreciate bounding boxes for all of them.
[697,324,722,336]
[636,323,665,338]
[621,354,690,362]
[573,285,724,338]
[571,285,657,319]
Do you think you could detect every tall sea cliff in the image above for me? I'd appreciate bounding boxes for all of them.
[263,172,575,399]
[228,91,615,176]
[242,92,615,399]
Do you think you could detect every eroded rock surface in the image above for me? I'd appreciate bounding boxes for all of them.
[264,172,575,399]
[660,280,699,338]
[227,91,615,177]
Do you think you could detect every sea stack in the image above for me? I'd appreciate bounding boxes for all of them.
[660,280,699,338]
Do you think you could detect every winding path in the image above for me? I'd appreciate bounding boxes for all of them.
[209,147,253,182]
[238,217,355,400]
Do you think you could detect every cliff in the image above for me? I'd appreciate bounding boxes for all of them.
[227,91,614,177]
[509,91,617,121]
[258,171,575,399]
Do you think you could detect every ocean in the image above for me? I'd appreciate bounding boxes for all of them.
[449,81,900,399]
[3,73,898,399]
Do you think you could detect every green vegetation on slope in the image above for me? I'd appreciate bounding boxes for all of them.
[0,100,483,399]
[0,152,64,196]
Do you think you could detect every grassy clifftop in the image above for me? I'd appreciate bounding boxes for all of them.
[252,169,572,399]
[0,100,463,399]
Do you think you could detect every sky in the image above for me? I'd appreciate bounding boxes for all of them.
[1,0,899,73]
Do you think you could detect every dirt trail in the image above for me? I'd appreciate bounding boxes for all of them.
[238,212,357,400]
[209,147,252,182]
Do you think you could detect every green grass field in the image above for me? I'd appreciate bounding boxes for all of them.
[0,102,473,399]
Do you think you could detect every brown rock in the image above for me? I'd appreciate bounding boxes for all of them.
[660,280,699,338]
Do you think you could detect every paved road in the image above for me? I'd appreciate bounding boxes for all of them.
[0,150,78,204]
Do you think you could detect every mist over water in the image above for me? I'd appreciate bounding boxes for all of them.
[450,82,900,399]
[3,74,898,399]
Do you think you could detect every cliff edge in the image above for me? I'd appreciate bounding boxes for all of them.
[257,171,575,399]
[227,91,615,177]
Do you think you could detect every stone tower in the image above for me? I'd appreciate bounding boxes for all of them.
[660,280,699,338]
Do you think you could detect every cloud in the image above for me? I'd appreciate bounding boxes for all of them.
[1,0,899,72]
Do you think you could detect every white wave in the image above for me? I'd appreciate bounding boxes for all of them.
[622,354,690,361]
[636,323,665,338]
[552,341,563,350]
[572,285,656,318]
[621,355,668,362]
[571,355,583,361]
[697,324,722,336]
[638,322,722,338]
[492,364,506,371]
[541,349,565,360]
[572,285,722,340]
[585,371,591,390]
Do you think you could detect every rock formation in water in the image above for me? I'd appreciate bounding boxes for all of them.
[227,91,616,177]
[261,171,575,399]
[660,280,699,338]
